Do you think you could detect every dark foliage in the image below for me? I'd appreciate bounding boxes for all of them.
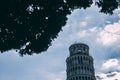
[0,0,119,56]
[95,0,119,14]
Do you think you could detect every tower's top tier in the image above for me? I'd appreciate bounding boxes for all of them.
[69,43,89,56]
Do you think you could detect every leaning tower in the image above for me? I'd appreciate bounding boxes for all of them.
[66,43,96,80]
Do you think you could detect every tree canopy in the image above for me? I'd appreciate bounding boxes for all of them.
[0,0,119,56]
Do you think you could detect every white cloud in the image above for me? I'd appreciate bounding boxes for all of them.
[76,27,100,38]
[105,21,111,24]
[89,27,100,32]
[77,30,88,37]
[97,20,120,46]
[80,21,87,27]
[101,59,120,71]
[85,16,91,20]
[98,31,118,45]
[96,72,120,80]
[104,21,120,34]
[41,71,66,80]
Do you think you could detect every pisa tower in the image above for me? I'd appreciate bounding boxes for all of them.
[66,43,96,80]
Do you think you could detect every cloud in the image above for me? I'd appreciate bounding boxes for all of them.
[104,21,120,34]
[76,30,88,37]
[76,27,100,38]
[85,16,92,20]
[96,72,120,80]
[97,20,120,46]
[101,59,120,72]
[80,21,87,27]
[35,70,66,80]
[45,71,66,80]
[89,27,99,32]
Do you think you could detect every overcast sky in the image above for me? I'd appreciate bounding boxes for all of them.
[0,5,120,80]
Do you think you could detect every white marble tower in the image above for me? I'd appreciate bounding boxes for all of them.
[66,43,96,80]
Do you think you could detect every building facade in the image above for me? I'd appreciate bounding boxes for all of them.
[66,43,96,80]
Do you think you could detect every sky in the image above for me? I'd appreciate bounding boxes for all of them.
[0,5,120,80]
